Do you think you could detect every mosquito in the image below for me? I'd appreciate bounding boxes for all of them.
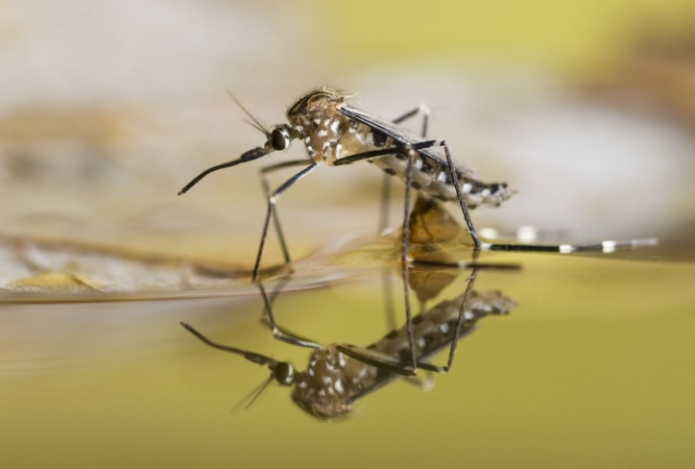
[178,87,657,372]
[180,266,515,419]
[179,87,657,272]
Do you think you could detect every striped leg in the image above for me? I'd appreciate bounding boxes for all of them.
[253,163,319,281]
[258,159,314,270]
[379,104,431,234]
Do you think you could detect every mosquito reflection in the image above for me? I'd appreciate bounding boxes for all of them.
[181,265,516,420]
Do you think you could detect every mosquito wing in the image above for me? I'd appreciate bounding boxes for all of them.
[338,104,478,178]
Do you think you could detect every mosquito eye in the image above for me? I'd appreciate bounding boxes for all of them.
[275,362,294,385]
[271,128,289,151]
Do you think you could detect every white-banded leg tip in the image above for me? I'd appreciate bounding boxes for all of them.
[632,238,659,248]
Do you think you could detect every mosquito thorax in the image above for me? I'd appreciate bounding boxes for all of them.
[291,346,352,419]
[273,361,295,386]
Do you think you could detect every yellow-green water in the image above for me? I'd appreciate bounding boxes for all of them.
[2,248,693,468]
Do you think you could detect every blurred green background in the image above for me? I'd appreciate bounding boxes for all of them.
[314,0,694,70]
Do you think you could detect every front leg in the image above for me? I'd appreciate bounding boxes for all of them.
[252,162,319,282]
[258,159,313,270]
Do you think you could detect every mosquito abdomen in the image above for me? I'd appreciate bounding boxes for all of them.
[369,154,515,208]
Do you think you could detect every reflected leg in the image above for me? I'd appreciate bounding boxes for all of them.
[255,279,322,350]
[336,265,481,375]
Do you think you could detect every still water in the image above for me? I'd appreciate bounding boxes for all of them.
[1,240,693,468]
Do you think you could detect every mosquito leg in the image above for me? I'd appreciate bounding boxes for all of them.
[259,314,319,347]
[256,274,318,346]
[379,104,431,234]
[441,143,482,249]
[337,147,425,375]
[252,162,319,282]
[483,238,659,254]
[378,175,392,236]
[392,104,430,137]
[439,265,480,372]
[339,265,481,376]
[338,143,655,256]
[336,343,439,376]
[255,279,322,350]
[381,269,397,331]
[401,149,418,374]
[402,371,435,391]
[411,258,521,270]
[333,140,443,166]
[392,107,421,125]
[377,106,432,332]
[257,274,293,320]
[259,159,313,267]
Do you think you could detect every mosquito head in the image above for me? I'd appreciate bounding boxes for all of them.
[181,322,301,409]
[265,124,292,152]
[270,360,295,386]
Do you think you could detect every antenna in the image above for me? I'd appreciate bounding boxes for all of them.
[231,375,275,412]
[226,89,269,137]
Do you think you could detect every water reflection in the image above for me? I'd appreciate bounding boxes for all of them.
[177,191,661,420]
[181,264,516,420]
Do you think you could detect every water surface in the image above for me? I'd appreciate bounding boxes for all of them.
[2,245,693,469]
